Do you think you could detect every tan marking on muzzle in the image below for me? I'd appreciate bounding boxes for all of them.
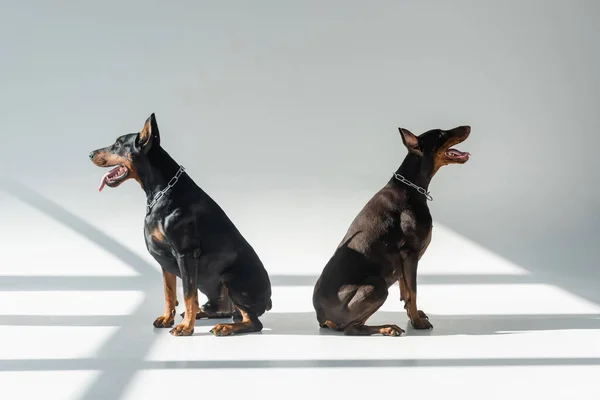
[91,150,141,186]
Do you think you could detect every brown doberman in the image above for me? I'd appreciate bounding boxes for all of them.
[312,125,471,336]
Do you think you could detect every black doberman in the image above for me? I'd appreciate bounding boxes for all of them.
[89,113,272,336]
[312,126,471,336]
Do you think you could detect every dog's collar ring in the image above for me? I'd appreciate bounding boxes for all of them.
[147,165,186,213]
[393,173,433,201]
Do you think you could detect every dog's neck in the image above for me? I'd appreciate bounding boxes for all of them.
[393,153,434,193]
[137,146,185,199]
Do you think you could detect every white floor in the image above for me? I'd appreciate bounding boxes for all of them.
[2,183,600,400]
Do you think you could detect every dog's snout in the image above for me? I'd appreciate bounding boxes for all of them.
[89,151,95,160]
[448,126,471,136]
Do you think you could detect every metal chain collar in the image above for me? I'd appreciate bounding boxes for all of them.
[147,165,186,213]
[394,173,433,201]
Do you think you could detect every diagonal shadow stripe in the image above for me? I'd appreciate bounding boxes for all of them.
[2,177,597,398]
[1,178,157,277]
[1,357,600,372]
[0,178,163,399]
[0,315,131,326]
[78,295,163,400]
[0,276,146,291]
[2,312,599,335]
[0,274,541,292]
[258,312,600,336]
[143,357,600,368]
[268,274,540,286]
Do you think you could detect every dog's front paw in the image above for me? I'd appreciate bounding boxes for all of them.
[209,323,235,337]
[379,325,405,336]
[417,310,429,319]
[411,317,433,330]
[169,323,194,336]
[153,314,175,328]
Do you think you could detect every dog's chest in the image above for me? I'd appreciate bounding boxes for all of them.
[144,222,172,254]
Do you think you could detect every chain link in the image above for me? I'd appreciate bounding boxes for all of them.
[393,173,433,201]
[147,165,186,213]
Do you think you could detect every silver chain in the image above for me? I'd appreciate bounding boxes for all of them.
[394,173,433,201]
[147,165,186,213]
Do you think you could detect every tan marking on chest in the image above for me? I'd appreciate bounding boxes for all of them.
[150,227,165,243]
[418,227,432,260]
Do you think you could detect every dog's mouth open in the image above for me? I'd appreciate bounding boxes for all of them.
[443,128,471,163]
[98,165,129,191]
[444,148,470,162]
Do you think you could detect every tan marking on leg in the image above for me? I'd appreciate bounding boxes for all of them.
[170,294,198,336]
[152,270,177,328]
[399,278,410,306]
[193,291,201,318]
[321,320,341,330]
[404,288,432,330]
[210,309,263,336]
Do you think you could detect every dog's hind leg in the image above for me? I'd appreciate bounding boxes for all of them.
[398,251,432,330]
[208,277,267,336]
[180,281,236,320]
[209,307,263,336]
[342,277,404,337]
[198,283,236,319]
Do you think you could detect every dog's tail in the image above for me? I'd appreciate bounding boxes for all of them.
[266,298,272,312]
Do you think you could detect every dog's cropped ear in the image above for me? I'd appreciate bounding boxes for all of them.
[398,127,422,156]
[137,113,161,151]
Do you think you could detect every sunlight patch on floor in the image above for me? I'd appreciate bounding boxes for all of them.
[0,291,144,316]
[0,326,118,360]
[0,371,100,400]
[123,366,600,400]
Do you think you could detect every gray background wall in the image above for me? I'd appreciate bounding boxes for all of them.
[1,1,599,302]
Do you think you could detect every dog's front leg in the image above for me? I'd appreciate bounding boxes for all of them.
[153,269,178,328]
[170,253,200,336]
[398,250,433,330]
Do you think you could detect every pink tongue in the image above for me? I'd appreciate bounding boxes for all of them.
[98,166,123,192]
[98,171,111,192]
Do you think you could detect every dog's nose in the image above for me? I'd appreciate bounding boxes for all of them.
[89,151,95,160]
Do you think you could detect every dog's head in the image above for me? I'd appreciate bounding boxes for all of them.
[398,125,471,176]
[89,113,161,191]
